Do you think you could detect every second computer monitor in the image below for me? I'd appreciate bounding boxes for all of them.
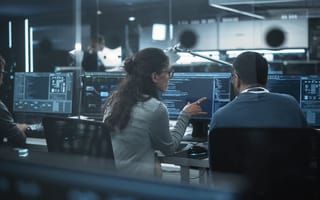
[267,74,320,128]
[13,72,74,115]
[161,72,232,139]
[81,72,125,120]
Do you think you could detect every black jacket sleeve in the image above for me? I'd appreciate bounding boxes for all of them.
[0,101,26,147]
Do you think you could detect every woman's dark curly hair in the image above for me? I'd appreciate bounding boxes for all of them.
[104,48,169,130]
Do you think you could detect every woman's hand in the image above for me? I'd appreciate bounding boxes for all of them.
[182,97,207,116]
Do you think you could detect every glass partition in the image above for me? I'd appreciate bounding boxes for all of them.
[0,0,319,189]
[1,0,318,73]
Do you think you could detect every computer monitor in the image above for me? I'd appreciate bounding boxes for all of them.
[267,74,320,128]
[161,72,232,139]
[267,74,301,102]
[13,72,74,115]
[81,72,125,120]
[300,76,320,127]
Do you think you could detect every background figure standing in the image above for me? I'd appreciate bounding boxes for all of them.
[103,48,206,177]
[82,34,122,72]
[82,35,106,72]
[0,54,28,147]
[35,38,73,72]
[210,51,307,129]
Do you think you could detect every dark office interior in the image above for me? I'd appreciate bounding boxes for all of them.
[0,0,320,199]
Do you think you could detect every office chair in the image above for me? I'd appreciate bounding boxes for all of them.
[42,116,114,161]
[208,127,319,200]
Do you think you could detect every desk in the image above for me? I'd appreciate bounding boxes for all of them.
[0,147,236,200]
[27,137,47,146]
[158,140,210,184]
[26,137,47,152]
[26,137,210,184]
[159,156,209,184]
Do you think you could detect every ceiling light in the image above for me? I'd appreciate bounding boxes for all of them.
[209,3,265,19]
[209,0,303,5]
[97,10,102,15]
[128,16,135,21]
[152,24,166,41]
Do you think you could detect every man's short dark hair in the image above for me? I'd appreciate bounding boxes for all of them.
[233,51,268,86]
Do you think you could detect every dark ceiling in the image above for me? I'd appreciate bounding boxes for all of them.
[1,0,319,25]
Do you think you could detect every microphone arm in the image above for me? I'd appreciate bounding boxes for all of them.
[174,47,233,67]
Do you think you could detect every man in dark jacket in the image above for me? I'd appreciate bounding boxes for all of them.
[210,51,307,129]
[0,54,28,147]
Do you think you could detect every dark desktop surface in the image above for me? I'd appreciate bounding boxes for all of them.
[174,142,208,159]
[14,113,64,138]
[0,147,242,200]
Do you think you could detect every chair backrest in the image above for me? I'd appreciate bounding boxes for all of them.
[208,127,318,198]
[42,116,114,161]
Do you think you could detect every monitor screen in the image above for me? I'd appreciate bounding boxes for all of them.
[81,72,125,119]
[267,74,301,102]
[300,76,320,127]
[161,72,232,139]
[13,72,74,114]
[267,74,320,127]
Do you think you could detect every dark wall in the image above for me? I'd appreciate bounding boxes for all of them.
[0,17,26,112]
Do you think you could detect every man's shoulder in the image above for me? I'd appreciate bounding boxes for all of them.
[213,99,238,117]
[268,92,297,102]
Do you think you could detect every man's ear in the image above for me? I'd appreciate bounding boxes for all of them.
[234,74,241,89]
[151,72,158,83]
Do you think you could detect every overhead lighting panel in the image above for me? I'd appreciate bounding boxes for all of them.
[209,3,265,19]
[208,0,304,19]
[209,0,303,5]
